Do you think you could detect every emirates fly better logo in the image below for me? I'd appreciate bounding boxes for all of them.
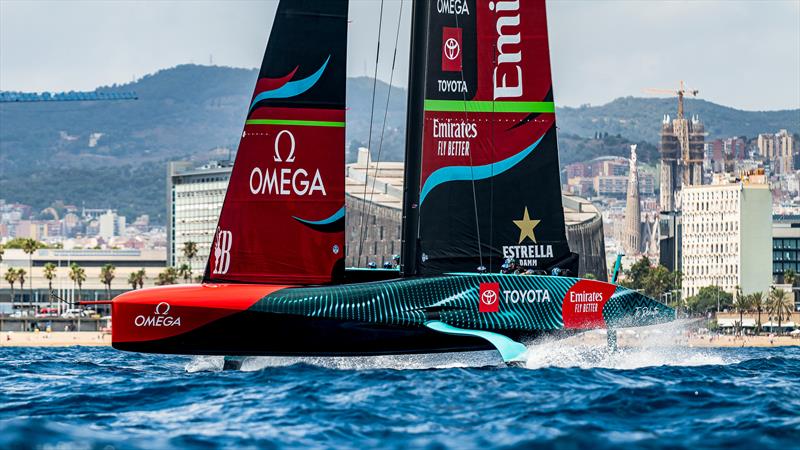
[441,27,462,72]
[479,282,500,313]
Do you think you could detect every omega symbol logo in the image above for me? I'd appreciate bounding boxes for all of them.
[213,228,233,275]
[481,289,497,306]
[444,38,460,61]
[273,129,296,163]
[154,302,170,315]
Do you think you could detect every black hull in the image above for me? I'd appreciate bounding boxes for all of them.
[113,309,554,356]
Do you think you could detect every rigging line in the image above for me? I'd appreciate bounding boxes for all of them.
[489,45,496,272]
[364,0,405,249]
[357,0,386,266]
[454,12,483,269]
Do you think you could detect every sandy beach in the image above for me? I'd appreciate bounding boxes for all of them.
[1,331,111,347]
[686,335,800,348]
[2,329,798,348]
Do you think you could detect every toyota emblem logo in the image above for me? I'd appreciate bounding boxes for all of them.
[443,38,460,61]
[154,302,170,315]
[480,289,497,306]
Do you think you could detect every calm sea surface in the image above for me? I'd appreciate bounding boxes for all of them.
[1,342,798,449]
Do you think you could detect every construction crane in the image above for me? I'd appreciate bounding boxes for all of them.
[0,91,137,103]
[643,80,698,120]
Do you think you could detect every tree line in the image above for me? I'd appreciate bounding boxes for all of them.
[621,256,796,335]
[1,240,201,307]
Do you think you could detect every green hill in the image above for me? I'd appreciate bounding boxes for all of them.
[1,64,796,224]
[558,96,799,143]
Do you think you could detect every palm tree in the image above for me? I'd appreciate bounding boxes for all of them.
[69,263,86,302]
[17,268,26,300]
[750,291,765,335]
[21,238,41,305]
[733,286,749,336]
[784,269,797,286]
[177,263,191,283]
[155,267,178,286]
[182,241,198,279]
[43,262,57,305]
[4,268,18,308]
[99,264,116,300]
[768,287,794,335]
[128,272,139,290]
[136,268,146,289]
[0,244,4,263]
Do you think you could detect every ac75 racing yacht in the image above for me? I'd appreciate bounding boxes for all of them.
[111,0,675,366]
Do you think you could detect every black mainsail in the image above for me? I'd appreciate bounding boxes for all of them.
[402,0,577,276]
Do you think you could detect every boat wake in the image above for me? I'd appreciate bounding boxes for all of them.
[185,350,503,372]
[521,337,731,370]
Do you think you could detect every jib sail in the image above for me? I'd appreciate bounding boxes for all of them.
[205,0,348,284]
[411,0,575,275]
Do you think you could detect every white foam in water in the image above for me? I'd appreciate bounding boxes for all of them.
[523,321,736,370]
[236,351,502,371]
[185,355,226,373]
[185,351,503,372]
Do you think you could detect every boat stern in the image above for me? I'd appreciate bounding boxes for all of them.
[111,283,284,354]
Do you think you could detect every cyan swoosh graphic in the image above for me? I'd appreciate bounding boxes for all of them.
[419,136,544,205]
[292,205,344,226]
[248,55,330,112]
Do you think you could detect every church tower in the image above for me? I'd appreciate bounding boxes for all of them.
[624,144,642,255]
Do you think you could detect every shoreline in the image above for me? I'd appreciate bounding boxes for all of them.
[1,331,798,349]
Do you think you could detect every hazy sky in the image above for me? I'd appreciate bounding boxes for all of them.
[1,0,798,111]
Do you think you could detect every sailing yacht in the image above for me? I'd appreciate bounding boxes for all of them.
[111,0,674,364]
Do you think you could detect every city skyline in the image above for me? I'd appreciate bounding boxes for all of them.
[0,0,798,111]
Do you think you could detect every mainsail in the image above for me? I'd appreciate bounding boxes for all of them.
[406,0,574,275]
[205,0,348,284]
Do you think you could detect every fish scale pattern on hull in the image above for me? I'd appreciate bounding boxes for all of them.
[251,274,673,330]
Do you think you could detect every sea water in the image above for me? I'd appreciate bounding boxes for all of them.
[0,342,798,449]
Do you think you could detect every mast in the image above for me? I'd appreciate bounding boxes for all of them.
[400,0,429,277]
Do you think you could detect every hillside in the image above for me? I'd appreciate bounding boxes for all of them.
[1,64,797,223]
[558,96,799,143]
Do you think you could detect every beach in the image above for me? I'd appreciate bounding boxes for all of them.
[1,329,798,348]
[1,331,111,347]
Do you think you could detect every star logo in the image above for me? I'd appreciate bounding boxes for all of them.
[513,207,541,244]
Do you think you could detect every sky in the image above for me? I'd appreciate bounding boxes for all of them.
[1,0,798,111]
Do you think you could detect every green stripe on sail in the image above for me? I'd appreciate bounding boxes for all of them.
[424,99,555,113]
[245,119,345,127]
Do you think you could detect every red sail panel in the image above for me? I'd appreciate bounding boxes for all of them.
[205,0,348,285]
[416,0,573,274]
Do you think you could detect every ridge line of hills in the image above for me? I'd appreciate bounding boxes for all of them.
[1,64,798,223]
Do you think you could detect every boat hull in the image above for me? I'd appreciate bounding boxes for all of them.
[111,274,673,356]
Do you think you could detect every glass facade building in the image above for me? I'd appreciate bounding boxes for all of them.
[167,161,232,276]
[773,216,800,282]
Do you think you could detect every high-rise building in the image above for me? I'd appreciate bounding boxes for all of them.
[757,133,776,159]
[776,129,796,174]
[167,160,233,275]
[98,210,126,240]
[773,216,800,285]
[758,130,796,175]
[681,171,772,299]
[623,145,641,255]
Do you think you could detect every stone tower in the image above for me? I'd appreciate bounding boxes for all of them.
[624,144,642,255]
